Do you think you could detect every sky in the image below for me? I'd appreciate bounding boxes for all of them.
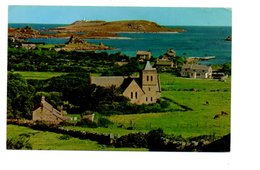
[8,6,231,26]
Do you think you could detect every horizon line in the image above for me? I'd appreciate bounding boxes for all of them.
[8,22,232,27]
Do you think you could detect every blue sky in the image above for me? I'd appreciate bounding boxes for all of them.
[8,6,231,26]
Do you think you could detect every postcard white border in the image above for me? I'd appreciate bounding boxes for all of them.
[1,0,260,170]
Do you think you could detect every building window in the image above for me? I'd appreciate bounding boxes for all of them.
[149,87,151,91]
[146,97,148,102]
[147,76,149,81]
[151,76,153,81]
[135,92,138,99]
[151,97,153,101]
[131,92,133,99]
[197,74,201,76]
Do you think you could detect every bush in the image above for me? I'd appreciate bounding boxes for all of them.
[7,136,32,150]
[76,118,98,128]
[114,132,147,148]
[147,128,165,151]
[97,117,113,128]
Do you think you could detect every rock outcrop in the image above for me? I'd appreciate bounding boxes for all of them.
[225,35,232,41]
[59,35,113,51]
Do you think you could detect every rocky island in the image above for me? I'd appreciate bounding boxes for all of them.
[57,35,113,51]
[50,20,185,33]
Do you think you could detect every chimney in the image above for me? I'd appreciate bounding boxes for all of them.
[41,96,45,103]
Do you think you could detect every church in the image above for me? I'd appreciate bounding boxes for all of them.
[91,61,161,104]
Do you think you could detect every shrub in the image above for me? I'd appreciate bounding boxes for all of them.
[114,132,147,148]
[7,136,32,150]
[147,128,165,151]
[97,117,113,128]
[59,134,71,140]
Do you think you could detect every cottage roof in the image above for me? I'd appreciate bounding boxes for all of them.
[136,51,151,56]
[34,96,69,121]
[91,76,125,88]
[182,64,211,71]
[144,61,156,70]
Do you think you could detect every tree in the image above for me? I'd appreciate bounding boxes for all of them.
[221,63,231,75]
[7,73,35,119]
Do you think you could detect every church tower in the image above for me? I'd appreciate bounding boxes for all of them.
[141,61,161,103]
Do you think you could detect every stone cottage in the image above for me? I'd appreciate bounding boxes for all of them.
[181,64,212,79]
[91,61,161,104]
[32,96,70,124]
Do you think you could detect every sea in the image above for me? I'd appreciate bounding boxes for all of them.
[9,23,232,65]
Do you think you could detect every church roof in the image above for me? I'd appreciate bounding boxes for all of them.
[91,76,125,88]
[120,77,142,91]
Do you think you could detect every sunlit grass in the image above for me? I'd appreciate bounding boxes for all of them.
[13,71,68,80]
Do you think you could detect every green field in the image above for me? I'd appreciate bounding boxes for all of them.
[7,72,231,149]
[109,73,231,137]
[13,71,68,80]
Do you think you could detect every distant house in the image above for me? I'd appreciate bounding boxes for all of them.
[181,64,212,79]
[154,49,177,70]
[162,48,176,60]
[32,96,70,124]
[154,60,175,70]
[91,61,161,104]
[21,43,36,50]
[136,51,151,61]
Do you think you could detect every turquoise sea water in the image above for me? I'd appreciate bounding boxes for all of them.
[9,24,231,64]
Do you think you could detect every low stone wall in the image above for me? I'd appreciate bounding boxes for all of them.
[7,119,230,152]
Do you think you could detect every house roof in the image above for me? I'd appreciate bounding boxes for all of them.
[136,51,151,56]
[144,61,156,70]
[91,76,125,88]
[182,64,211,71]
